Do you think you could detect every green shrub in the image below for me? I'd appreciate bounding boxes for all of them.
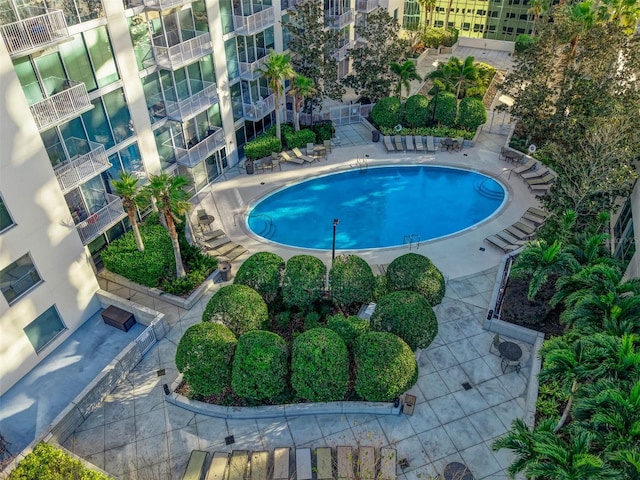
[8,442,113,480]
[283,128,316,149]
[420,28,458,48]
[374,274,389,301]
[202,284,268,336]
[234,252,284,303]
[304,311,321,330]
[379,125,474,139]
[404,94,431,128]
[312,120,334,142]
[431,91,458,127]
[291,328,349,402]
[244,133,282,160]
[231,330,288,402]
[371,96,403,129]
[371,291,438,350]
[175,322,237,397]
[457,97,487,131]
[329,255,375,310]
[275,310,291,329]
[386,253,446,305]
[515,34,537,53]
[354,332,418,401]
[282,255,326,311]
[326,313,370,348]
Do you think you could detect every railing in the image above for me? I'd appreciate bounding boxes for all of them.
[173,127,226,168]
[164,81,218,121]
[403,234,421,250]
[28,79,93,131]
[240,94,275,121]
[233,7,275,35]
[75,194,127,245]
[356,0,378,12]
[297,102,373,126]
[135,326,157,356]
[238,48,268,81]
[131,0,193,9]
[332,41,351,61]
[325,9,355,29]
[0,9,69,57]
[152,31,212,70]
[281,0,298,9]
[54,141,110,193]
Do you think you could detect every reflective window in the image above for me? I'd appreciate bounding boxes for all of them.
[103,89,134,144]
[24,306,66,353]
[0,253,42,305]
[59,35,98,92]
[85,26,119,88]
[0,196,15,233]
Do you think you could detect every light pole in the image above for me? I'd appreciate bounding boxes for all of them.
[332,218,339,266]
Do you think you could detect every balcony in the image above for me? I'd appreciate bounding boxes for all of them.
[325,9,355,29]
[75,194,127,245]
[233,7,275,36]
[356,0,378,12]
[281,0,298,10]
[131,0,194,10]
[172,128,226,168]
[238,48,268,81]
[53,140,110,194]
[164,80,219,122]
[241,94,275,121]
[332,41,352,61]
[0,9,69,58]
[152,30,212,70]
[28,78,93,131]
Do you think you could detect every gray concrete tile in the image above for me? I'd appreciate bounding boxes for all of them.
[165,403,196,431]
[402,463,441,480]
[461,293,490,309]
[103,393,135,423]
[418,426,458,461]
[442,417,483,450]
[64,424,105,457]
[287,415,324,445]
[416,351,436,375]
[345,413,379,428]
[225,418,264,449]
[322,427,357,447]
[166,423,200,459]
[406,402,440,434]
[469,273,496,294]
[439,366,472,393]
[105,416,136,450]
[351,419,387,447]
[435,299,475,320]
[429,394,466,424]
[426,345,458,370]
[460,357,496,384]
[133,385,165,414]
[490,439,518,471]
[135,409,168,440]
[394,436,430,472]
[83,451,105,472]
[452,387,491,416]
[467,409,509,441]
[75,404,105,432]
[456,316,486,337]
[256,418,294,450]
[459,442,503,478]
[467,333,495,358]
[104,443,137,477]
[417,372,449,401]
[498,369,528,397]
[135,460,172,480]
[492,399,525,431]
[315,414,352,437]
[136,433,169,469]
[438,322,466,344]
[194,415,228,449]
[377,414,417,443]
[476,377,513,407]
[447,279,479,298]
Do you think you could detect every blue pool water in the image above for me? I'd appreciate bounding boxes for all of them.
[247,165,506,249]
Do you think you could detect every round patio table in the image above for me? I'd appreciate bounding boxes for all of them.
[498,341,522,362]
[443,462,474,480]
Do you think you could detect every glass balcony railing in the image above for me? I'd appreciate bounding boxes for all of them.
[172,127,226,168]
[233,7,275,36]
[128,0,193,10]
[356,0,378,13]
[152,30,212,70]
[163,81,219,121]
[0,9,69,58]
[27,78,93,131]
[325,9,355,29]
[75,194,126,245]
[238,48,269,81]
[332,41,352,61]
[53,140,110,194]
[240,94,275,121]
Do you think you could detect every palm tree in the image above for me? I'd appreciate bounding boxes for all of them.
[417,0,437,32]
[567,0,596,58]
[528,0,551,36]
[258,50,295,141]
[111,172,144,252]
[449,56,478,99]
[389,60,422,99]
[142,173,192,279]
[561,290,640,336]
[595,0,640,33]
[288,74,316,132]
[492,418,554,477]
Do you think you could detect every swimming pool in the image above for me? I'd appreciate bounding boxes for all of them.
[247,165,506,250]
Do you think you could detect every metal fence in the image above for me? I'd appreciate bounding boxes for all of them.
[296,103,373,126]
[482,109,516,135]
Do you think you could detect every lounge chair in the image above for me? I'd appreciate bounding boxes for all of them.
[496,230,526,245]
[415,136,425,152]
[426,136,436,152]
[405,135,415,152]
[383,136,396,152]
[292,147,315,163]
[520,167,550,180]
[393,135,404,151]
[280,150,304,165]
[530,184,553,196]
[506,221,536,239]
[522,207,548,226]
[526,173,556,187]
[485,235,524,253]
[512,158,537,175]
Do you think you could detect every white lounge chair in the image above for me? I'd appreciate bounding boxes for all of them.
[383,136,396,152]
[415,136,425,152]
[426,136,436,152]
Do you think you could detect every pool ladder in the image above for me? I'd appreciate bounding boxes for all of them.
[233,212,275,237]
[356,155,368,171]
[404,234,421,250]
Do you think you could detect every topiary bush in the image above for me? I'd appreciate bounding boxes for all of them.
[457,97,487,131]
[386,253,446,305]
[326,313,370,348]
[329,254,375,311]
[231,330,288,402]
[244,133,282,160]
[312,120,334,142]
[282,255,326,311]
[283,128,316,149]
[175,322,237,397]
[431,91,458,127]
[202,284,268,336]
[291,328,349,402]
[354,332,418,401]
[371,96,403,129]
[404,94,431,128]
[234,252,284,303]
[371,290,438,350]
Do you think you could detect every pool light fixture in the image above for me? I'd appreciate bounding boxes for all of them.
[332,218,339,266]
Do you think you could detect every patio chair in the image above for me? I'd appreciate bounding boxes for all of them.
[306,142,315,156]
[271,152,282,170]
[383,136,396,152]
[520,167,550,180]
[405,135,415,152]
[512,157,537,175]
[511,221,536,236]
[280,150,304,165]
[292,147,315,163]
[426,136,436,152]
[484,234,524,253]
[489,333,502,355]
[415,136,425,152]
[521,207,548,226]
[393,135,404,151]
[526,173,556,187]
[323,139,332,153]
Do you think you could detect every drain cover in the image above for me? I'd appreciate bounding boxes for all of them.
[479,247,486,251]
[462,382,473,390]
[225,435,235,445]
[157,369,166,376]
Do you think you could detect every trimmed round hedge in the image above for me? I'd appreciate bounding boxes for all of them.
[326,313,370,348]
[329,254,375,310]
[386,253,446,305]
[175,322,237,397]
[371,290,438,350]
[404,94,430,128]
[234,252,284,303]
[282,255,326,311]
[354,332,418,401]
[431,91,457,127]
[231,330,288,402]
[202,284,268,336]
[371,96,403,128]
[291,328,349,402]
[457,97,487,131]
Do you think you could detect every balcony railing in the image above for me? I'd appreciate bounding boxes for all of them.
[75,194,126,245]
[332,41,352,61]
[233,7,275,36]
[281,0,298,10]
[28,79,93,131]
[54,140,110,194]
[0,9,69,58]
[356,0,378,12]
[152,31,212,70]
[241,94,275,121]
[325,9,355,29]
[238,48,268,81]
[173,128,226,168]
[164,81,219,122]
[130,0,193,9]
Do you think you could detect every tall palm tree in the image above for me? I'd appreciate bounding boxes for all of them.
[142,173,192,279]
[528,0,551,36]
[389,60,422,99]
[567,0,596,58]
[595,0,640,33]
[111,172,144,252]
[561,290,640,336]
[258,50,295,141]
[417,0,437,32]
[288,74,316,132]
[449,56,478,99]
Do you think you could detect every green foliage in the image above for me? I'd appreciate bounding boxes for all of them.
[457,97,487,131]
[371,290,438,350]
[386,253,446,305]
[326,313,370,348]
[275,310,291,330]
[304,311,321,330]
[311,120,334,142]
[404,94,431,128]
[231,330,288,402]
[234,252,284,303]
[431,91,458,127]
[374,274,389,301]
[515,34,537,53]
[8,443,113,480]
[535,380,568,421]
[420,27,458,48]
[291,328,349,402]
[371,96,403,128]
[244,133,283,160]
[379,125,474,139]
[283,128,316,149]
[175,322,237,397]
[354,332,418,401]
[202,284,268,336]
[329,254,376,310]
[282,255,326,311]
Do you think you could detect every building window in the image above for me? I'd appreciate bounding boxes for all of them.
[490,10,499,17]
[462,22,471,30]
[434,20,444,27]
[476,9,486,15]
[0,196,15,233]
[516,27,526,33]
[1,254,42,305]
[24,306,66,353]
[473,23,484,32]
[613,199,636,268]
[520,13,529,20]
